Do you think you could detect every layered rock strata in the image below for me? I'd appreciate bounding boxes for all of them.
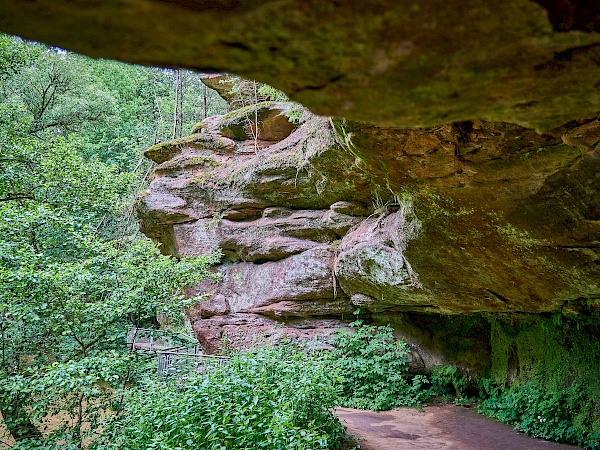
[139,105,373,352]
[139,98,599,361]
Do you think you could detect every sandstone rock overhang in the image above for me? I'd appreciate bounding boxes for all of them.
[1,0,599,131]
[137,93,600,355]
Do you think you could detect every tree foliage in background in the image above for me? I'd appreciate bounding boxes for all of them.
[1,34,227,171]
[0,34,223,447]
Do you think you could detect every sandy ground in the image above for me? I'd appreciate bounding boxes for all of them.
[337,405,580,450]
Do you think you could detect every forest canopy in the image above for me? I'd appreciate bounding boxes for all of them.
[0,34,225,447]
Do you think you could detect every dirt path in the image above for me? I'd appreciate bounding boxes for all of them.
[337,405,580,450]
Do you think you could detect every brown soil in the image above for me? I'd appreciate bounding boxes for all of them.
[337,405,580,450]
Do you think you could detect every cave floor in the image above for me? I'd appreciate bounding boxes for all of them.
[337,405,579,450]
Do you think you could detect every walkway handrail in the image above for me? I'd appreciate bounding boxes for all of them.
[127,327,229,377]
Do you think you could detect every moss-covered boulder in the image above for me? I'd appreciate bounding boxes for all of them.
[144,133,235,164]
[215,101,298,142]
[199,74,237,103]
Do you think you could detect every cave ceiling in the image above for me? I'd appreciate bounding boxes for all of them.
[0,0,599,131]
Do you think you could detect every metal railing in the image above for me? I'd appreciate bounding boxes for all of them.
[157,350,229,377]
[127,327,229,377]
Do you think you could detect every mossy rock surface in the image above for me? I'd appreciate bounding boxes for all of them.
[3,0,600,131]
[488,313,600,437]
[216,101,298,141]
[144,133,235,163]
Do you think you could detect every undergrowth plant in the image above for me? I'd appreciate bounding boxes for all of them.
[96,345,347,450]
[479,315,600,449]
[479,381,600,449]
[428,365,476,404]
[330,322,429,411]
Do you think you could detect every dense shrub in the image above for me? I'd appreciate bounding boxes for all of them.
[96,345,346,450]
[330,323,429,411]
[480,315,600,449]
[479,381,600,449]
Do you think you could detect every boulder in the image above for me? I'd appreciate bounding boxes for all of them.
[189,313,348,354]
[144,133,235,164]
[187,247,340,314]
[216,102,298,142]
[199,74,237,103]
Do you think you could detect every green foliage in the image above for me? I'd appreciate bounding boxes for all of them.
[428,366,470,398]
[258,84,290,102]
[480,315,600,449]
[0,34,39,79]
[330,323,429,411]
[85,63,226,169]
[0,210,220,447]
[0,34,224,446]
[479,382,600,449]
[1,354,148,448]
[97,345,346,450]
[1,34,227,171]
[0,134,220,441]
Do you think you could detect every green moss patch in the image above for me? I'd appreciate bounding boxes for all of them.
[144,133,234,163]
[481,314,600,448]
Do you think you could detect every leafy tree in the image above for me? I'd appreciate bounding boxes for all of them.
[0,135,220,445]
[1,34,227,171]
[0,36,222,447]
[0,34,39,81]
[0,126,220,444]
[1,47,113,138]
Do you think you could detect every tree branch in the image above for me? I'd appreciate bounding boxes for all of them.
[0,194,59,207]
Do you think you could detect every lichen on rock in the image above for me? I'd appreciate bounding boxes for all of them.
[335,203,425,309]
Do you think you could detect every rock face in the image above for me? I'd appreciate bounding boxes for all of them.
[335,119,600,315]
[138,95,599,361]
[2,1,600,131]
[139,102,374,351]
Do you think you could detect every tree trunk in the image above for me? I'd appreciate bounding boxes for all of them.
[152,74,164,143]
[0,395,42,442]
[253,81,259,151]
[178,73,184,137]
[172,70,180,139]
[202,83,207,120]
